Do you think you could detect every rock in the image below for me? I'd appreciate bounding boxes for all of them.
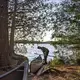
[37,64,50,76]
[30,55,43,73]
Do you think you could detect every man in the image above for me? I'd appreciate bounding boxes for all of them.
[38,46,49,64]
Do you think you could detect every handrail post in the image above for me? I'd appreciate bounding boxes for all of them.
[23,60,29,80]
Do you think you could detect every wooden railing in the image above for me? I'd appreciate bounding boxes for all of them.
[0,60,29,80]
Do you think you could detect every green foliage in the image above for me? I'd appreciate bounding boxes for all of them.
[72,0,80,2]
[9,0,58,41]
[76,58,80,65]
[49,57,65,68]
[69,59,76,65]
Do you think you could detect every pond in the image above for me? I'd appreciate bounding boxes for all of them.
[15,44,54,63]
[14,43,78,64]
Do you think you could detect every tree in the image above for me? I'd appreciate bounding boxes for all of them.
[9,0,17,57]
[8,0,56,41]
[66,0,80,60]
[0,0,27,69]
[0,0,10,68]
[51,0,80,63]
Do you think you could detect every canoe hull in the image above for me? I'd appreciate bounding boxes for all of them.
[0,61,28,80]
[0,67,24,80]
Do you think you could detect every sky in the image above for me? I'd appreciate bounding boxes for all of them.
[43,31,53,41]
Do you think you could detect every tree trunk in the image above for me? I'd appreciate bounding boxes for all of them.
[0,0,10,68]
[10,0,17,56]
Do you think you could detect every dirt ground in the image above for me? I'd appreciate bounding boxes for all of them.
[32,66,80,80]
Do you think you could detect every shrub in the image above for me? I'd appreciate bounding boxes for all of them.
[49,57,65,69]
[76,58,80,65]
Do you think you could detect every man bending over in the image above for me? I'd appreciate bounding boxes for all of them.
[38,46,49,64]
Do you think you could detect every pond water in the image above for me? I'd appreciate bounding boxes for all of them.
[15,43,75,63]
[15,44,55,63]
[25,44,55,63]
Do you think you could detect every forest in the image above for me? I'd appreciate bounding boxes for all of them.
[0,0,80,80]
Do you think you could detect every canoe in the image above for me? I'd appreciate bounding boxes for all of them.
[0,60,29,80]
